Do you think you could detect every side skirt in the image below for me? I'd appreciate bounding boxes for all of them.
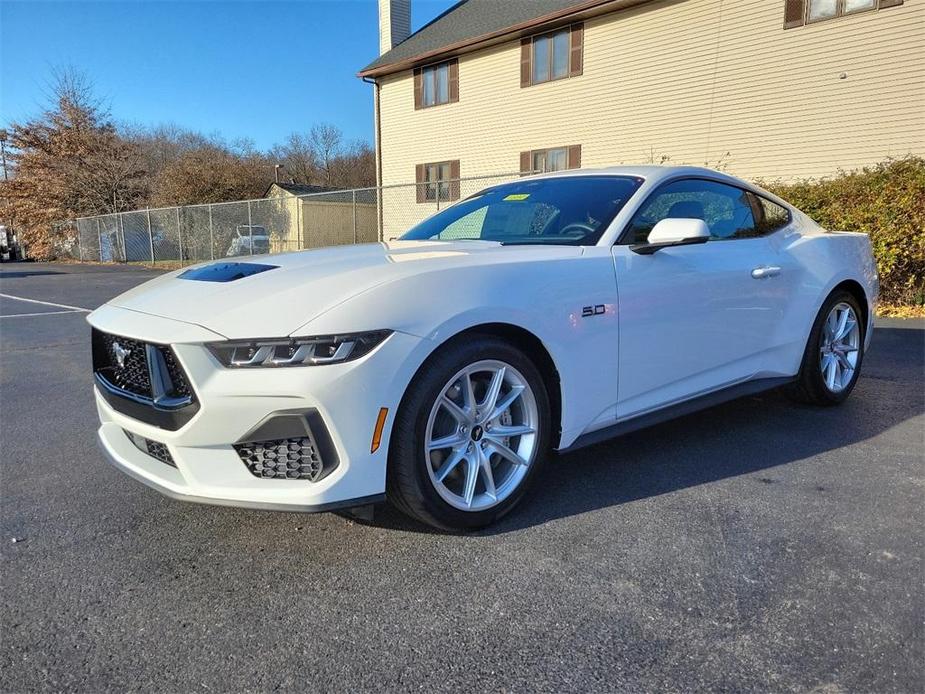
[559,377,794,454]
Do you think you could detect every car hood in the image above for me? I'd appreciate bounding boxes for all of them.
[105,240,583,339]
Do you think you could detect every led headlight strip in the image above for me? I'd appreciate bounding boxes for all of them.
[207,330,392,367]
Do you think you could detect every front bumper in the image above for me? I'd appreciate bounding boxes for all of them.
[90,305,431,512]
[96,430,384,512]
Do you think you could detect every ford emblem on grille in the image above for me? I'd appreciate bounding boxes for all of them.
[111,341,131,369]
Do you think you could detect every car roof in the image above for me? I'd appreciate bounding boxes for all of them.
[524,164,735,183]
[520,164,790,208]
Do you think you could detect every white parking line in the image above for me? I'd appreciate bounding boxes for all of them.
[0,293,91,313]
[0,309,86,319]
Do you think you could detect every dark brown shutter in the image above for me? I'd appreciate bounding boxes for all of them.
[567,145,582,169]
[448,59,459,103]
[520,151,532,175]
[415,163,426,203]
[448,160,461,201]
[520,38,532,88]
[413,68,423,110]
[783,0,805,28]
[879,0,903,8]
[569,23,584,77]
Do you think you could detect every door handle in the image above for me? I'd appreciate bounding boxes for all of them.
[751,265,781,279]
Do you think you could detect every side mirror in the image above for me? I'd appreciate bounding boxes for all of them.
[631,218,711,255]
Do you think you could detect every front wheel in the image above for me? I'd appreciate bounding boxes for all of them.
[787,290,866,405]
[387,337,551,531]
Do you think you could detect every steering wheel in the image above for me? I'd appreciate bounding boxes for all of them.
[559,222,596,238]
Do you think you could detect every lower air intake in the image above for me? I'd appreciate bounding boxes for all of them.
[125,430,176,467]
[234,438,325,481]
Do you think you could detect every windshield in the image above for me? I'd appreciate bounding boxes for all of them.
[400,175,643,246]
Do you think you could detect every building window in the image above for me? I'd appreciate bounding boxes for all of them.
[520,24,583,88]
[413,59,459,109]
[534,148,567,173]
[520,145,581,175]
[415,160,460,203]
[785,0,902,28]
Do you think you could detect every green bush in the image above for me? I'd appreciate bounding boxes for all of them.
[761,157,925,306]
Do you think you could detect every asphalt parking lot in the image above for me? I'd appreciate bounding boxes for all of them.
[1,262,923,693]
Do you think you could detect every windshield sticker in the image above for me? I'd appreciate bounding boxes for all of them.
[503,193,530,201]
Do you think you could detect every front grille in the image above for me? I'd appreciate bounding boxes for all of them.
[234,438,326,481]
[159,347,192,398]
[125,430,176,467]
[92,328,194,403]
[92,328,199,431]
[95,332,151,397]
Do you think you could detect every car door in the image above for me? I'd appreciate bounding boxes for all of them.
[611,177,795,420]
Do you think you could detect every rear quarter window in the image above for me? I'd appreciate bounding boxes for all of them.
[753,196,791,235]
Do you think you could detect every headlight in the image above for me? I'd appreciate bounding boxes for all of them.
[206,330,392,367]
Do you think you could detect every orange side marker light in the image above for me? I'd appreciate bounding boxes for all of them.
[371,407,389,454]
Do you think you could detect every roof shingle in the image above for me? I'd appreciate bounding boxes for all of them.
[360,0,593,75]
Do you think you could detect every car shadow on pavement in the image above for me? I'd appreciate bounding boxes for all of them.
[368,326,924,535]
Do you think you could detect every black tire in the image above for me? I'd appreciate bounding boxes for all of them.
[787,289,866,406]
[387,335,551,531]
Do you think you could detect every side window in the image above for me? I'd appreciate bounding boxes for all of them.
[753,195,791,235]
[623,179,760,244]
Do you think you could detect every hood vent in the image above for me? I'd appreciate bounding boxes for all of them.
[178,262,279,283]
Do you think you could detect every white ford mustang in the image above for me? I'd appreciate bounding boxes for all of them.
[89,166,878,530]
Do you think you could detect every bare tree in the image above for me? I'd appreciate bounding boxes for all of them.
[309,123,343,186]
[270,132,318,184]
[152,144,271,206]
[329,139,376,188]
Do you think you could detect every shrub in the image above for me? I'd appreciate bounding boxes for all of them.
[762,157,925,306]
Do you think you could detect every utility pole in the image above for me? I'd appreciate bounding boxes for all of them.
[0,129,12,256]
[0,130,8,182]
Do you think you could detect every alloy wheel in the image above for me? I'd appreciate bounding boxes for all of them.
[424,360,539,511]
[819,302,861,393]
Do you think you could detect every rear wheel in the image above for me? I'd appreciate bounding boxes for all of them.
[787,290,865,405]
[387,337,551,531]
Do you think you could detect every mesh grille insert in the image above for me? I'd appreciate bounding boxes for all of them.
[159,347,192,398]
[125,430,176,467]
[96,332,151,397]
[92,328,194,402]
[234,438,325,481]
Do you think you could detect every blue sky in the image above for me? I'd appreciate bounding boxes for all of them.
[0,0,457,149]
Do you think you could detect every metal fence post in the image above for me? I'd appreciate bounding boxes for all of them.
[96,218,103,262]
[436,179,441,212]
[352,190,357,244]
[247,200,253,255]
[176,207,183,262]
[118,213,126,263]
[76,221,83,261]
[146,208,155,264]
[297,196,304,250]
[208,204,215,260]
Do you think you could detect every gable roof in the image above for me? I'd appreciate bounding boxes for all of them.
[359,0,653,77]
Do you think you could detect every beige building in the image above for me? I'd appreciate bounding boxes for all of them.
[360,0,923,237]
[263,182,379,249]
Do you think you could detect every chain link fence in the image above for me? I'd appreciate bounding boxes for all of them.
[55,172,525,264]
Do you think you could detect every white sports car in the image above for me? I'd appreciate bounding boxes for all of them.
[89,166,878,530]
